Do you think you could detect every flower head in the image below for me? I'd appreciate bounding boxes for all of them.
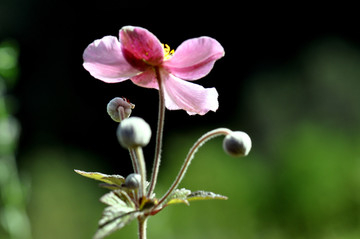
[83,26,224,115]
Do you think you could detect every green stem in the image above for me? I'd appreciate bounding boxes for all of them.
[118,107,139,174]
[134,146,147,198]
[157,128,232,206]
[129,149,139,174]
[138,217,148,239]
[147,67,165,197]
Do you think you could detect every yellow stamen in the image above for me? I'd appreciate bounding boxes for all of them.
[162,43,175,60]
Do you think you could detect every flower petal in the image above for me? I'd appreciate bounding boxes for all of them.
[120,26,164,69]
[163,37,224,81]
[83,36,140,83]
[130,69,159,89]
[161,70,219,115]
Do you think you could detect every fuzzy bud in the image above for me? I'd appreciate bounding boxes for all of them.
[117,117,151,148]
[223,131,252,157]
[107,97,135,122]
[123,173,141,189]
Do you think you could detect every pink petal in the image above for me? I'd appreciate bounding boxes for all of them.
[83,36,140,83]
[161,70,219,115]
[163,37,224,81]
[130,69,159,89]
[120,26,164,70]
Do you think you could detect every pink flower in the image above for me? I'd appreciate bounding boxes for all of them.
[83,26,224,115]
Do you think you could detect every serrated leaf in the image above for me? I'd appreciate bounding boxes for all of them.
[94,209,141,239]
[74,169,125,186]
[187,190,228,201]
[98,183,122,190]
[99,190,135,208]
[94,190,139,239]
[166,188,191,206]
[167,198,190,206]
[165,189,228,206]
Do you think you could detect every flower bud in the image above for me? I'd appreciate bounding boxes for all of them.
[223,131,252,157]
[107,97,135,122]
[117,117,151,148]
[123,173,141,189]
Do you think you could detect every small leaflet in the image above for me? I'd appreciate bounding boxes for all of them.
[187,190,228,201]
[94,210,141,239]
[74,169,125,186]
[166,188,191,206]
[94,190,139,239]
[165,188,228,206]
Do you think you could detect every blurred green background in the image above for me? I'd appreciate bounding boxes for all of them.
[1,3,360,239]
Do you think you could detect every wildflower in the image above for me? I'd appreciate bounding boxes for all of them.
[83,26,224,115]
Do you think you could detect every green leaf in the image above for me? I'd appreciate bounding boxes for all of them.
[94,209,140,239]
[165,188,228,206]
[98,183,122,190]
[166,188,191,206]
[187,190,228,202]
[99,190,135,208]
[74,169,125,186]
[94,190,139,239]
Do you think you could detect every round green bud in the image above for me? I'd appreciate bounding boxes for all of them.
[124,173,141,189]
[223,131,252,157]
[117,117,151,148]
[107,97,135,122]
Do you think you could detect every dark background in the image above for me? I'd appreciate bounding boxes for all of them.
[0,3,359,162]
[4,3,357,166]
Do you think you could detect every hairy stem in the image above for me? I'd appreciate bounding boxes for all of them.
[129,149,139,174]
[157,128,232,206]
[147,67,165,197]
[138,217,148,239]
[134,147,147,198]
[118,107,139,174]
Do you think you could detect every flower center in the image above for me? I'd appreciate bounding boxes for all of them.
[162,44,174,60]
